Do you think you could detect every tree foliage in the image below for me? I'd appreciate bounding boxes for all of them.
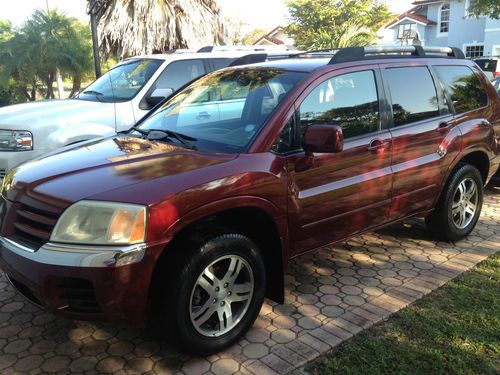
[461,0,499,19]
[285,0,392,50]
[0,20,12,42]
[0,10,93,101]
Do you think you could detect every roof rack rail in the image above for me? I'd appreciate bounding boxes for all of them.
[197,45,296,53]
[329,45,465,64]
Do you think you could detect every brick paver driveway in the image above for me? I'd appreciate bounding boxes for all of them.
[1,185,499,375]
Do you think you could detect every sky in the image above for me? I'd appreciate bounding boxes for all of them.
[2,0,416,31]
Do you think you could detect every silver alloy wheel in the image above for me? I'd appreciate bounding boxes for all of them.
[189,255,254,337]
[451,177,478,230]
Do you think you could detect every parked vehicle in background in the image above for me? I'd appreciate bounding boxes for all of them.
[0,48,291,180]
[475,57,499,81]
[493,76,500,95]
[1,46,499,355]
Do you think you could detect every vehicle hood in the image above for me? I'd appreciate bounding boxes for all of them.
[0,99,119,129]
[4,136,238,207]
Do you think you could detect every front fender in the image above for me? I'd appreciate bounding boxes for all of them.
[148,196,289,304]
[151,195,286,244]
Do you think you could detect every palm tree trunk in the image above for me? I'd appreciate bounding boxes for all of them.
[43,71,55,99]
[30,84,37,101]
[56,69,64,99]
[69,74,82,98]
[45,79,55,99]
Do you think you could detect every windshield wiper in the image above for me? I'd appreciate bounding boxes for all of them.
[82,90,104,102]
[129,126,197,149]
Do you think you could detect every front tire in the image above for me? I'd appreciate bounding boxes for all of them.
[426,163,483,241]
[161,232,266,355]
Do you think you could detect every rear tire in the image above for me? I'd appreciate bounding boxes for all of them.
[426,163,483,241]
[157,230,266,355]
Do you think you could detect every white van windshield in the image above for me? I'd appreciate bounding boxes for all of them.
[77,59,163,102]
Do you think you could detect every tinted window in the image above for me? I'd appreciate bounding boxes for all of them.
[385,67,439,126]
[299,70,379,139]
[435,66,488,113]
[272,116,295,154]
[475,59,497,72]
[154,59,206,91]
[211,58,235,71]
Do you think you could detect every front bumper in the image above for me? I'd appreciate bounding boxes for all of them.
[0,237,161,326]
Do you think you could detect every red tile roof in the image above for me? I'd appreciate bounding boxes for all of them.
[385,9,436,28]
[255,26,287,45]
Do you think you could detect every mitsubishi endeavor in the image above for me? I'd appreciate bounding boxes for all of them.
[0,45,499,355]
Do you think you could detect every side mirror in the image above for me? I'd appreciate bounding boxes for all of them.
[146,88,174,106]
[303,124,343,154]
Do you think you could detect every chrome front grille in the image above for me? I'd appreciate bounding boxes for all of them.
[12,203,60,249]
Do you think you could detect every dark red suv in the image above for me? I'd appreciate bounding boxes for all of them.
[1,46,499,355]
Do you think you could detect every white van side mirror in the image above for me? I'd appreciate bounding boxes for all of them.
[147,88,174,106]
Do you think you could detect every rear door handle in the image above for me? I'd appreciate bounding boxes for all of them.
[367,139,391,152]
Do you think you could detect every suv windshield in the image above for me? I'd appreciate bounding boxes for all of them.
[135,68,306,153]
[77,58,163,102]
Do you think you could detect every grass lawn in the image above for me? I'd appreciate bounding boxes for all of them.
[307,253,500,375]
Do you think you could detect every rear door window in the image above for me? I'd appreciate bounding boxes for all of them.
[384,67,440,126]
[434,66,488,113]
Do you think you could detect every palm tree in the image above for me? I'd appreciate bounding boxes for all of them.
[91,0,227,59]
[0,10,93,100]
[311,21,376,50]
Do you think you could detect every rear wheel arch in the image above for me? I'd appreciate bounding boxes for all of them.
[447,150,490,186]
[457,151,490,183]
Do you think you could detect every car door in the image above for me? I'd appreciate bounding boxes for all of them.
[286,67,393,254]
[381,64,454,219]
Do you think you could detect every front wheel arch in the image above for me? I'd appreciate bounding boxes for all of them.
[150,205,286,310]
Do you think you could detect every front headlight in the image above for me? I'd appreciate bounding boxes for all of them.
[51,200,147,245]
[0,130,33,151]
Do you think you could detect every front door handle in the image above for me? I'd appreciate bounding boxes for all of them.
[436,121,452,132]
[197,111,211,120]
[367,139,391,152]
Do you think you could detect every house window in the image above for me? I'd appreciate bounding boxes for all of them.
[464,45,484,58]
[465,0,478,17]
[439,3,450,34]
[398,23,417,39]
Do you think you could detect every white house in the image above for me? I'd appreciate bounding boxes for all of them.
[382,0,500,58]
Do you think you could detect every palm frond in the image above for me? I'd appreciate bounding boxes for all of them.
[92,0,227,58]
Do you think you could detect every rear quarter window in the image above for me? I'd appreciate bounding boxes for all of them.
[434,66,488,113]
